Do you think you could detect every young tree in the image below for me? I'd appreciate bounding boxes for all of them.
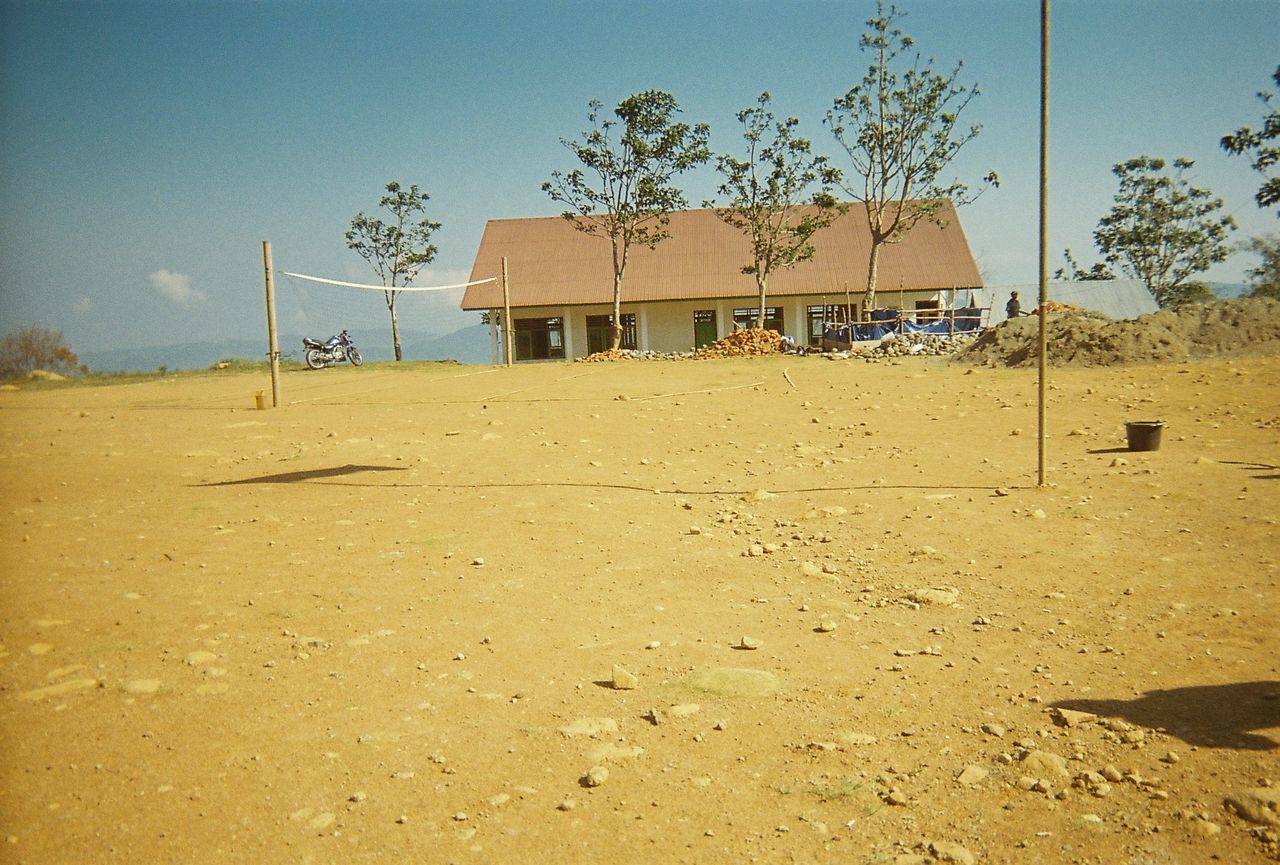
[1241,235,1280,300]
[346,181,441,361]
[1221,65,1279,217]
[824,0,996,311]
[1093,157,1236,308]
[0,325,83,377]
[543,91,710,350]
[710,92,844,329]
[1052,248,1116,281]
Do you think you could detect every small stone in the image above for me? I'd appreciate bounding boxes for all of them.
[583,766,609,787]
[1101,764,1124,783]
[557,799,576,812]
[980,723,1006,738]
[929,840,976,865]
[1021,750,1070,780]
[884,788,908,806]
[957,765,989,786]
[816,621,838,633]
[1225,788,1280,826]
[736,636,760,650]
[612,665,638,690]
[1050,707,1095,728]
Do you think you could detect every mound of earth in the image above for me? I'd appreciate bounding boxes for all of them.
[958,296,1280,367]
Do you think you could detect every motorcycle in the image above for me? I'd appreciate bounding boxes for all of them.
[302,329,363,369]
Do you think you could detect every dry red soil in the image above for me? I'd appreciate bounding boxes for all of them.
[1,352,1277,864]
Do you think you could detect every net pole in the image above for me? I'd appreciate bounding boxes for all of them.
[502,256,513,367]
[1037,0,1050,486]
[262,240,282,408]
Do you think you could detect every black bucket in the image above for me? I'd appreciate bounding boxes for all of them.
[1125,420,1165,452]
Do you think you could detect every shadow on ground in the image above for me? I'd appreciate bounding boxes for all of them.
[1053,681,1280,750]
[196,464,406,486]
[1218,459,1280,480]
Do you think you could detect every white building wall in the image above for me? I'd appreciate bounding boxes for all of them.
[506,290,949,360]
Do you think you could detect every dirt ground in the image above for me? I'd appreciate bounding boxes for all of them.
[1,348,1277,864]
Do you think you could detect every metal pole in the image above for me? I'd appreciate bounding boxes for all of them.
[262,240,281,408]
[1037,1,1050,486]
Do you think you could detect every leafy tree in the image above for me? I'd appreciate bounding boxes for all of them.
[1052,248,1116,281]
[1241,234,1280,300]
[1162,281,1215,308]
[346,181,441,361]
[0,325,83,377]
[824,0,997,311]
[1221,65,1279,217]
[1093,156,1236,309]
[543,91,710,350]
[709,92,844,328]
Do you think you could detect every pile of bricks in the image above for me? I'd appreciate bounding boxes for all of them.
[696,328,784,358]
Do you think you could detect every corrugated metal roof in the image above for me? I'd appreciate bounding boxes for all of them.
[971,280,1159,321]
[461,202,983,310]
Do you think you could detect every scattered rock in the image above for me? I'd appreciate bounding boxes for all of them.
[906,587,959,606]
[1226,788,1280,826]
[957,764,990,786]
[929,840,977,865]
[558,717,619,738]
[611,664,638,690]
[582,766,609,787]
[1020,750,1070,781]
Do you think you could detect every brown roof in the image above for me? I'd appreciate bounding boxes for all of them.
[461,201,982,310]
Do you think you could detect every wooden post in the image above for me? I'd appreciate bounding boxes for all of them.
[1037,0,1050,486]
[502,256,513,367]
[262,240,281,408]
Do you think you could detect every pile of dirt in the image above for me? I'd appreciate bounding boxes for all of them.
[958,296,1280,367]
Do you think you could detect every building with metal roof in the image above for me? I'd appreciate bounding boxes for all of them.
[461,202,984,361]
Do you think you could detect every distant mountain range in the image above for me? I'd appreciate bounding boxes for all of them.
[80,324,493,372]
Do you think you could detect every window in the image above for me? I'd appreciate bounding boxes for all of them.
[806,304,853,345]
[732,307,783,332]
[586,313,637,354]
[914,299,941,322]
[514,317,565,360]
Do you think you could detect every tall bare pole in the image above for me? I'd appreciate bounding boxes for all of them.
[501,256,513,367]
[261,240,282,408]
[1037,0,1050,486]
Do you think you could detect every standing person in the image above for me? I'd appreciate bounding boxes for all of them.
[1006,291,1023,319]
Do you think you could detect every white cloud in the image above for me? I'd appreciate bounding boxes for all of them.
[73,296,94,314]
[148,269,205,305]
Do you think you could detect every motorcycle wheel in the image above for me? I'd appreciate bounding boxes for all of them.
[305,349,326,370]
[347,348,363,366]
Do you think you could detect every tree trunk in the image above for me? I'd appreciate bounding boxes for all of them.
[864,241,882,313]
[611,272,624,351]
[755,271,768,329]
[390,303,403,362]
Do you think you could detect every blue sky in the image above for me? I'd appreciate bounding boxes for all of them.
[1,0,1276,355]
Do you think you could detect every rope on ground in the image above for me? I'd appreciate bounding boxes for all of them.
[630,380,767,402]
[783,368,796,390]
